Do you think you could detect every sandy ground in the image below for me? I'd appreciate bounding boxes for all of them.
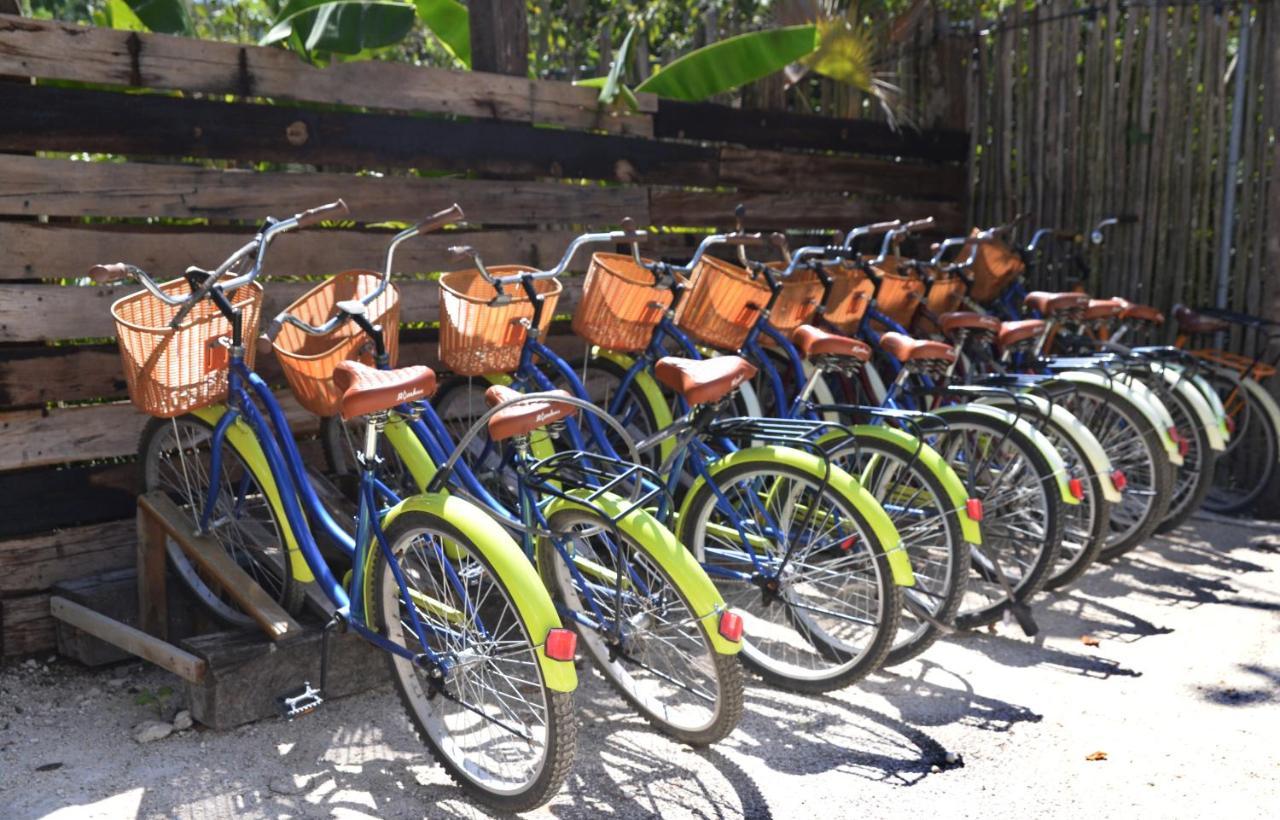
[2,512,1278,820]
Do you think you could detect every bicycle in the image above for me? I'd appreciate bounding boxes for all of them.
[271,213,747,747]
[93,202,578,811]
[419,226,912,693]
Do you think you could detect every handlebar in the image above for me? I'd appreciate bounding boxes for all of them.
[1089,214,1138,245]
[453,217,652,290]
[1026,227,1082,254]
[267,203,465,341]
[88,199,351,329]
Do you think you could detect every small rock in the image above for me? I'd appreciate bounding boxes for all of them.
[172,710,193,731]
[23,659,37,670]
[945,751,962,766]
[107,678,128,689]
[930,764,941,773]
[268,775,306,795]
[35,762,63,772]
[44,655,56,664]
[132,720,173,744]
[85,687,102,698]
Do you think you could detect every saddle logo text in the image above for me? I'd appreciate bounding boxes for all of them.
[396,388,424,401]
[535,408,562,423]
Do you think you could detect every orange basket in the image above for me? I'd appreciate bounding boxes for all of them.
[768,264,824,334]
[968,231,1026,303]
[110,278,264,418]
[868,255,926,330]
[272,270,401,416]
[676,256,824,351]
[439,266,562,376]
[822,262,875,334]
[915,269,968,335]
[573,252,672,352]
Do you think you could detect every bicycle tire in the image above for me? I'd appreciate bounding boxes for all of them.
[1201,370,1279,514]
[929,411,1063,629]
[539,506,743,745]
[1154,384,1217,533]
[1034,413,1109,591]
[139,414,304,624]
[371,509,576,812]
[678,458,901,693]
[824,434,968,666]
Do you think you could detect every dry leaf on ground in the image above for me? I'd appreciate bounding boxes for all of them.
[1086,751,1108,761]
[1081,635,1101,647]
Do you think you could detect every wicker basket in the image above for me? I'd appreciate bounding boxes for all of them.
[915,269,968,335]
[439,266,562,376]
[968,232,1026,303]
[867,255,926,331]
[272,270,401,416]
[768,264,824,334]
[821,262,875,334]
[572,252,672,352]
[110,278,264,418]
[676,257,824,350]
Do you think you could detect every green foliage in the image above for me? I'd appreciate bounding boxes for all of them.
[262,0,416,58]
[594,24,635,105]
[414,0,469,66]
[96,0,144,31]
[637,24,818,101]
[126,0,191,34]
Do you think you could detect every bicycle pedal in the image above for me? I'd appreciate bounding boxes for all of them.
[277,681,324,720]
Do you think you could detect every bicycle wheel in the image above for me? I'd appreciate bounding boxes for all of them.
[432,376,525,511]
[1154,384,1217,532]
[1035,414,1109,591]
[678,458,900,693]
[1201,370,1278,514]
[929,412,1063,628]
[825,434,967,665]
[372,509,575,812]
[320,414,416,499]
[539,507,743,745]
[571,355,665,470]
[140,415,303,625]
[1058,381,1172,560]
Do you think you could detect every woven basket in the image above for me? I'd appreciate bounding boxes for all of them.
[439,267,562,376]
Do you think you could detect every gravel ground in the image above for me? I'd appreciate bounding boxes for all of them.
[2,513,1278,820]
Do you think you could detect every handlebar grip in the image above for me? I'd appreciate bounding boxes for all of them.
[414,203,465,235]
[1054,230,1082,242]
[721,234,766,247]
[86,263,131,283]
[295,199,349,228]
[1115,214,1139,225]
[449,244,478,262]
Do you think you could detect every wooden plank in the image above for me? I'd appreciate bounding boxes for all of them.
[650,189,964,232]
[0,274,586,342]
[0,461,136,537]
[0,155,649,226]
[0,592,53,656]
[717,147,965,200]
[469,0,528,76]
[0,398,318,471]
[0,14,653,136]
[0,222,577,282]
[137,503,167,639]
[138,492,301,642]
[0,82,708,187]
[0,519,134,596]
[654,99,969,162]
[50,595,206,682]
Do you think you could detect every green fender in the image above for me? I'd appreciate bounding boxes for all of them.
[1186,371,1231,442]
[371,493,578,693]
[191,405,314,584]
[675,445,915,587]
[592,348,677,461]
[1051,370,1183,466]
[1155,366,1226,451]
[817,425,983,545]
[930,404,1080,506]
[544,490,742,655]
[979,393,1123,503]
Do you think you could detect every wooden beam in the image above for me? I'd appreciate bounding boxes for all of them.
[1,593,54,656]
[650,189,965,232]
[136,502,168,639]
[0,222,577,282]
[0,519,135,596]
[50,595,206,682]
[0,14,653,136]
[0,83,712,188]
[718,147,966,199]
[655,99,969,161]
[138,492,302,642]
[469,0,529,77]
[0,155,649,225]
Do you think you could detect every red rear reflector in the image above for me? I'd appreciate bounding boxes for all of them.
[965,498,984,522]
[1169,426,1189,457]
[839,535,857,551]
[1111,470,1128,491]
[1069,478,1085,500]
[718,610,744,643]
[1226,416,1236,435]
[544,628,577,662]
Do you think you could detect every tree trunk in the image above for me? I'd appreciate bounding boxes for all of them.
[469,0,529,77]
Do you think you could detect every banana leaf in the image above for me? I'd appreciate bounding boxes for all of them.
[125,0,192,35]
[100,0,148,32]
[636,24,818,102]
[262,0,416,56]
[415,0,471,67]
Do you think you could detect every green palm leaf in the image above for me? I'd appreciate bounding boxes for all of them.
[636,24,818,102]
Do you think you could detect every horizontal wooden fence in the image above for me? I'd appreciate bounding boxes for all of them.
[0,14,967,656]
[967,0,1279,340]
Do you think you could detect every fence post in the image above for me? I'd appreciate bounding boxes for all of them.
[469,0,530,77]
[1215,2,1252,314]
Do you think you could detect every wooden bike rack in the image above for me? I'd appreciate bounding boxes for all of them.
[48,491,379,729]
